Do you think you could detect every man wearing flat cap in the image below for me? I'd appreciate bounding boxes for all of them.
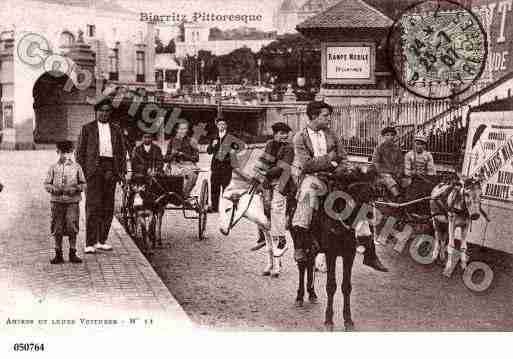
[76,96,126,254]
[292,101,388,272]
[372,126,404,200]
[207,114,234,213]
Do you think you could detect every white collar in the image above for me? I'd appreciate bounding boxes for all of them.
[219,130,226,138]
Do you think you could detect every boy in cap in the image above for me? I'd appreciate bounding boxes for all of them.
[251,122,296,257]
[44,140,86,264]
[404,135,436,200]
[372,126,404,200]
[404,135,436,181]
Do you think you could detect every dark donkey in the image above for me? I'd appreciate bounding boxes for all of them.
[291,166,378,331]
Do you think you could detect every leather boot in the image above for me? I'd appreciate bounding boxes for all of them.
[362,236,388,272]
[69,249,82,264]
[50,249,64,264]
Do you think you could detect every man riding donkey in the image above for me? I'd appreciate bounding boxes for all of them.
[291,100,388,272]
[251,122,296,260]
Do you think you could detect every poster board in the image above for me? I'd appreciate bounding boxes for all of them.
[464,110,513,254]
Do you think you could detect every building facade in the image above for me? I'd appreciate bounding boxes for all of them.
[0,0,157,149]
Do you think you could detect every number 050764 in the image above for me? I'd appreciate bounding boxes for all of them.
[13,343,45,351]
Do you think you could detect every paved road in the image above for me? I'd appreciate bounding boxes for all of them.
[0,150,192,335]
[145,154,513,331]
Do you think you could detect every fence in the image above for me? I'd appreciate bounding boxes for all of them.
[280,99,467,166]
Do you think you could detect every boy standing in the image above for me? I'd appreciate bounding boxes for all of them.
[44,141,86,264]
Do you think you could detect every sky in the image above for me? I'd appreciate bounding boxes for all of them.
[118,0,307,30]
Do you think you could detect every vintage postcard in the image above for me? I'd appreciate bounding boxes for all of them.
[0,0,512,356]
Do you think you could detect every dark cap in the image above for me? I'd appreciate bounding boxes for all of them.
[306,100,333,120]
[93,96,114,111]
[215,113,226,123]
[271,122,292,133]
[56,140,74,153]
[381,126,397,136]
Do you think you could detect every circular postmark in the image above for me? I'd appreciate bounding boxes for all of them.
[387,0,488,100]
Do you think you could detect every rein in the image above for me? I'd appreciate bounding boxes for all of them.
[227,179,260,231]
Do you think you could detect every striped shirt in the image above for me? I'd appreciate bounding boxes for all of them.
[404,150,436,177]
[44,158,86,203]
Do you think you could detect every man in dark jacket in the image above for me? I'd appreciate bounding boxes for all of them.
[131,133,164,175]
[76,96,127,254]
[371,126,404,200]
[251,122,296,257]
[207,115,233,213]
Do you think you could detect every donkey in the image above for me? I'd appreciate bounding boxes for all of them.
[291,166,378,331]
[430,175,490,272]
[218,170,283,277]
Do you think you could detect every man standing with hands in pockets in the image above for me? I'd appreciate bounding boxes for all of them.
[76,96,126,254]
[207,114,234,213]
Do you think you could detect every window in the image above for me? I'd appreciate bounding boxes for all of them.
[87,24,95,37]
[109,48,119,81]
[136,51,145,82]
[155,70,163,90]
[3,103,13,129]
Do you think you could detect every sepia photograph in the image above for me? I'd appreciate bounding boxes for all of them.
[0,0,512,356]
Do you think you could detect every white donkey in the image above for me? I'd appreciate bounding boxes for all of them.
[218,147,283,277]
[430,175,489,273]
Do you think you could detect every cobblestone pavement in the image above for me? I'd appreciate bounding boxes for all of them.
[145,154,513,331]
[0,150,192,335]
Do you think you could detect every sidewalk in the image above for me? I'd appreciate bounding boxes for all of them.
[0,150,192,335]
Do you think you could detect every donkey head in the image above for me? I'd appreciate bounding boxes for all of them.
[448,175,483,221]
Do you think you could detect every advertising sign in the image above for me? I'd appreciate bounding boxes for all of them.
[322,42,375,84]
[472,0,513,83]
[464,109,513,254]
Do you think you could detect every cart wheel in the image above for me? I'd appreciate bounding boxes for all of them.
[198,179,209,241]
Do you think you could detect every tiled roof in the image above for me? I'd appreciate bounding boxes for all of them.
[32,0,136,14]
[296,0,393,29]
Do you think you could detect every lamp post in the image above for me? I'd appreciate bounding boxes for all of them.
[194,54,198,94]
[257,58,262,86]
[200,59,205,88]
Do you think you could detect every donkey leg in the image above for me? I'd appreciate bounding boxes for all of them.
[342,247,356,331]
[445,214,457,274]
[324,252,337,331]
[156,211,163,246]
[296,261,306,307]
[270,236,281,278]
[460,224,470,270]
[307,256,318,303]
[262,230,273,276]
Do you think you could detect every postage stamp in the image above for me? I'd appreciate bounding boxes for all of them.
[387,0,488,99]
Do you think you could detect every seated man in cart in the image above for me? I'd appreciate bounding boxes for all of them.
[403,134,436,200]
[371,125,404,201]
[251,122,296,257]
[131,132,164,176]
[164,119,200,199]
